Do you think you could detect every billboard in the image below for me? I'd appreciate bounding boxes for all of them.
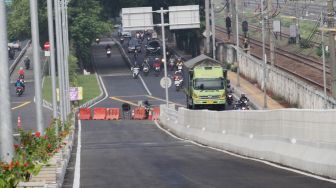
[121,7,154,31]
[169,5,200,30]
[57,87,83,101]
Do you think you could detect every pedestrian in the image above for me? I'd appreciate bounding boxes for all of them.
[243,38,249,53]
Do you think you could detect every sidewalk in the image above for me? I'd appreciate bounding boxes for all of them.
[166,43,285,110]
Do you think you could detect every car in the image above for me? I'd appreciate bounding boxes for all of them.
[121,31,132,38]
[8,42,21,51]
[128,38,141,53]
[146,40,161,55]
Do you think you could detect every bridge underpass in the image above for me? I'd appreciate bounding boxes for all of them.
[62,38,336,188]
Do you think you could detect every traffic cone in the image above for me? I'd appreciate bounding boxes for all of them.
[17,116,22,128]
[147,110,153,120]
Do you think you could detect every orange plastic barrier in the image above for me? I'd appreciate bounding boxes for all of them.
[92,108,107,120]
[133,107,147,120]
[147,110,153,120]
[106,108,120,120]
[79,108,91,120]
[151,107,160,120]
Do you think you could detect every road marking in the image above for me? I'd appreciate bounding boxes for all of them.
[146,95,186,107]
[11,101,31,110]
[101,73,131,77]
[111,95,147,98]
[109,96,139,106]
[154,121,336,184]
[73,119,81,188]
[139,75,152,96]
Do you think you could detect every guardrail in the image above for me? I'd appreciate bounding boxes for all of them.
[9,40,31,76]
[159,105,336,179]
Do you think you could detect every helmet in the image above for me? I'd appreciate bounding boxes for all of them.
[20,67,23,70]
[241,93,246,98]
[20,79,24,82]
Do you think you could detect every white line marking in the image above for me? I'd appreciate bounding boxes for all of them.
[73,119,81,188]
[139,75,152,96]
[154,121,336,184]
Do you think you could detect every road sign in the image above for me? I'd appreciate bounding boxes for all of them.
[202,31,212,37]
[43,41,50,51]
[169,5,200,30]
[44,50,50,57]
[160,77,172,88]
[121,7,154,31]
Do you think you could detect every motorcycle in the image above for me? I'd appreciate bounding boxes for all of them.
[142,62,150,76]
[153,63,161,77]
[106,48,111,57]
[16,86,24,97]
[227,93,233,105]
[169,57,175,71]
[174,76,183,91]
[132,66,140,79]
[120,37,124,44]
[177,63,183,71]
[234,99,249,110]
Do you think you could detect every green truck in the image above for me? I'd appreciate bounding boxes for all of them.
[184,55,227,110]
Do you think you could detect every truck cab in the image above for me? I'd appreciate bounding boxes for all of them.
[184,55,227,110]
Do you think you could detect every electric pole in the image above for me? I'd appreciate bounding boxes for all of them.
[327,0,336,98]
[268,0,275,66]
[261,0,267,109]
[30,0,44,134]
[295,1,299,44]
[47,0,58,123]
[0,0,14,163]
[235,0,240,87]
[205,0,210,55]
[211,0,216,59]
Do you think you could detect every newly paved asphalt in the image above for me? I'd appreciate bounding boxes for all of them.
[62,38,336,188]
[9,45,52,134]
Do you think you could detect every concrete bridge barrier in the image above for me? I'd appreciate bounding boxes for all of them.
[159,105,336,179]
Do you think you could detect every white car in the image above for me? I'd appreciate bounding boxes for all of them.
[121,31,132,38]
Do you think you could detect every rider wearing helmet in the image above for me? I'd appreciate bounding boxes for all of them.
[18,67,25,79]
[15,79,25,90]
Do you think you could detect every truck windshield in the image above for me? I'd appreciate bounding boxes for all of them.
[194,78,224,90]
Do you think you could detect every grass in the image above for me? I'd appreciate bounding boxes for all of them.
[42,74,101,105]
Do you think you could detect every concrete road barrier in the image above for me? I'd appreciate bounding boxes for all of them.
[159,105,336,179]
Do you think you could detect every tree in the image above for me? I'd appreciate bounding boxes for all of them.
[68,0,112,70]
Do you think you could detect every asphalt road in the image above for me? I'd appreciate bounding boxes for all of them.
[10,46,52,134]
[63,38,336,188]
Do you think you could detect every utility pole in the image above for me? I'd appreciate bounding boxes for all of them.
[54,0,66,123]
[30,0,44,133]
[235,0,240,87]
[47,0,58,123]
[268,0,275,66]
[295,1,299,44]
[261,0,267,109]
[160,7,169,106]
[321,12,327,108]
[327,0,336,98]
[0,0,14,163]
[205,0,210,55]
[61,0,70,115]
[211,0,216,59]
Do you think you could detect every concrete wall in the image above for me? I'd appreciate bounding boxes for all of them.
[160,105,336,179]
[218,44,336,109]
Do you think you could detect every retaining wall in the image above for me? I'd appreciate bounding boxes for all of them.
[159,105,336,179]
[219,44,336,109]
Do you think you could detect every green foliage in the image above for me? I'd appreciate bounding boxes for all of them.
[68,52,79,86]
[0,119,73,188]
[7,0,48,44]
[69,0,112,70]
[316,44,330,58]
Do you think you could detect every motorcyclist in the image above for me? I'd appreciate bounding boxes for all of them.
[24,56,30,69]
[15,79,25,91]
[143,100,151,118]
[173,70,183,80]
[105,44,111,51]
[18,67,25,79]
[176,57,184,71]
[239,93,249,103]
